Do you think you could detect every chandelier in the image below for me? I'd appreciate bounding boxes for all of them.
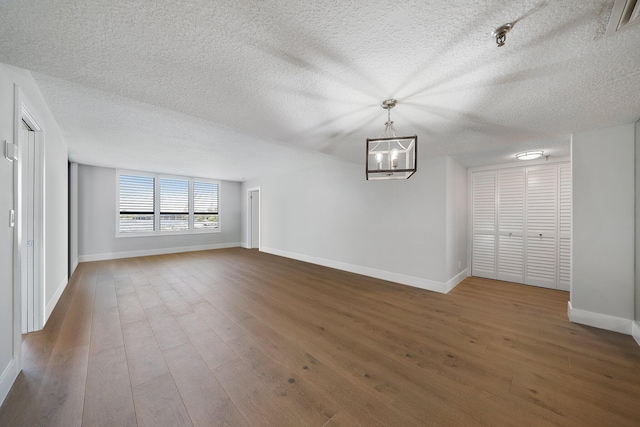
[366,99,417,180]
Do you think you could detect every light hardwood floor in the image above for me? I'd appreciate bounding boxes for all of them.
[1,248,639,426]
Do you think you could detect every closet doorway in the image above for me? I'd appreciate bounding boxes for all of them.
[15,90,45,333]
[470,161,571,291]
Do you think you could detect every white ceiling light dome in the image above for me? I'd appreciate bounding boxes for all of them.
[515,150,544,160]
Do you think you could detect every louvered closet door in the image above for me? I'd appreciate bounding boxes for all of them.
[497,168,525,283]
[525,165,558,289]
[472,171,497,279]
[558,163,571,291]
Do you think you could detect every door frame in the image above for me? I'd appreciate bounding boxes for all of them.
[14,85,45,334]
[467,157,570,288]
[246,187,261,250]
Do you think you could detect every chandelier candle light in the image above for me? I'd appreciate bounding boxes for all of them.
[366,99,417,180]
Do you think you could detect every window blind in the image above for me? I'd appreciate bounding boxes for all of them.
[119,174,155,233]
[160,178,189,231]
[117,171,220,235]
[193,181,219,229]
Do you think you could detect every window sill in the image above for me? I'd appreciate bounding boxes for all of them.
[115,229,221,238]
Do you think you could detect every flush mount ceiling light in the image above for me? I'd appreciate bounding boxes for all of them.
[366,99,417,181]
[515,150,544,160]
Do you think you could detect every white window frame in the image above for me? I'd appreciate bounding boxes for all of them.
[116,170,221,237]
[158,175,190,233]
[116,170,156,237]
[192,178,221,232]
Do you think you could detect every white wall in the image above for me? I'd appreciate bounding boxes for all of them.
[446,157,468,284]
[77,164,242,260]
[636,119,640,324]
[0,63,18,407]
[69,162,78,276]
[0,63,68,404]
[635,120,640,343]
[571,123,635,334]
[240,155,468,292]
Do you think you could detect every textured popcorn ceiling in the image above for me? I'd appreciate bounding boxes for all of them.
[1,0,639,180]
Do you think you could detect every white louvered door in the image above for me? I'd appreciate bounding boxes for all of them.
[497,168,525,283]
[525,165,558,289]
[471,162,571,291]
[558,163,571,291]
[471,171,497,279]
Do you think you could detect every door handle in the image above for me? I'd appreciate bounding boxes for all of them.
[27,240,34,247]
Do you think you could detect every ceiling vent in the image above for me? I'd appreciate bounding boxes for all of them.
[606,0,640,35]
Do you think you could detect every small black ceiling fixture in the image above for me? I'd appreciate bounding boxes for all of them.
[492,23,513,47]
[491,1,549,47]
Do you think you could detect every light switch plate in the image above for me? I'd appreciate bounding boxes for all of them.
[10,209,15,227]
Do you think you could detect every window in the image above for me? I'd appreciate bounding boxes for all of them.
[119,174,155,233]
[194,180,219,229]
[160,178,189,231]
[117,171,220,236]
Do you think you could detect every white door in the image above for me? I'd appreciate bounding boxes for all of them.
[471,171,497,279]
[471,162,570,291]
[524,165,558,289]
[250,190,260,249]
[497,168,525,283]
[20,120,37,333]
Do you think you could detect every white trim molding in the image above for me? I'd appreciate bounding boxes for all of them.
[45,277,68,324]
[262,247,465,294]
[70,258,79,277]
[15,84,46,334]
[632,321,640,348]
[246,186,261,250]
[567,301,633,335]
[78,242,242,263]
[468,156,570,173]
[445,269,469,293]
[0,358,17,408]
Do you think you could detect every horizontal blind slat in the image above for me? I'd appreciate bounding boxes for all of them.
[119,174,155,232]
[194,181,219,229]
[160,178,189,231]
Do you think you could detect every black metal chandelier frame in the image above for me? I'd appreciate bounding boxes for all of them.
[365,99,417,181]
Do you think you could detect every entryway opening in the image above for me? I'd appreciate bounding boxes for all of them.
[247,187,260,249]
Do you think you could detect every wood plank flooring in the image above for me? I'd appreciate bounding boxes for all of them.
[1,248,639,426]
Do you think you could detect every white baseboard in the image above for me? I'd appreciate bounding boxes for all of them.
[567,301,633,335]
[240,242,250,249]
[78,242,242,263]
[70,257,78,277]
[445,268,469,293]
[261,247,463,294]
[633,321,640,347]
[0,357,17,408]
[45,276,68,325]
